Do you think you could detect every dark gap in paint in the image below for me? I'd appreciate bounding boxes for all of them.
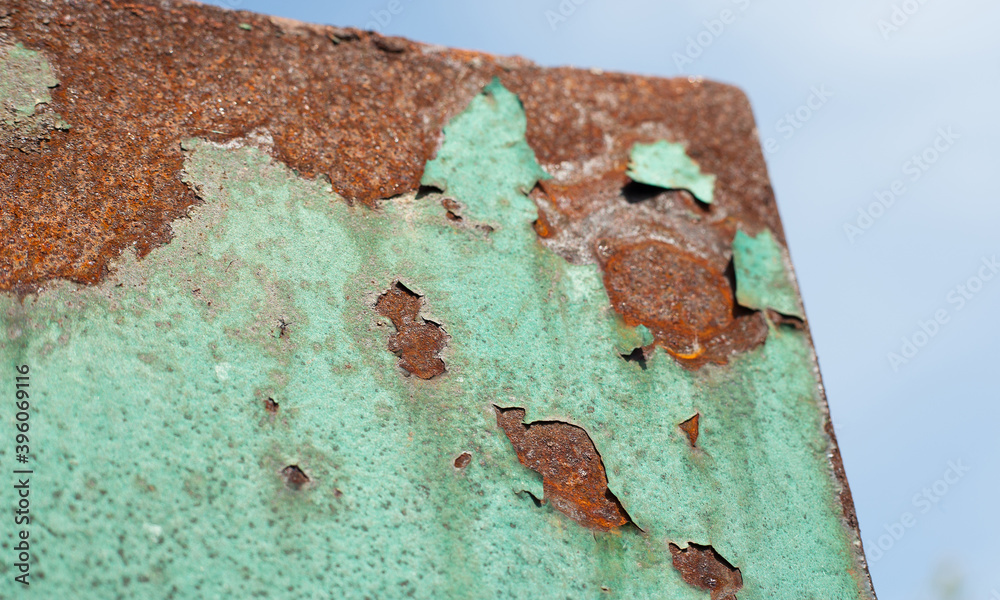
[621,181,666,204]
[264,397,279,414]
[415,185,441,200]
[619,346,649,370]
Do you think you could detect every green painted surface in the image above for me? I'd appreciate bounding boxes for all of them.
[732,229,806,319]
[1,82,867,598]
[0,41,69,144]
[626,139,716,204]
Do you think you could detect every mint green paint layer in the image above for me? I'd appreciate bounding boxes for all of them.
[0,41,70,144]
[0,42,56,119]
[627,140,716,204]
[1,83,867,599]
[732,229,806,319]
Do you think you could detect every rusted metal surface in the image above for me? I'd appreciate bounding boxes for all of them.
[494,406,634,532]
[0,2,876,597]
[2,0,778,296]
[669,543,744,600]
[374,281,448,379]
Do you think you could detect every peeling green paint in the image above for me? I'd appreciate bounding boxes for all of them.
[1,83,867,598]
[0,41,70,147]
[732,229,806,319]
[626,139,716,204]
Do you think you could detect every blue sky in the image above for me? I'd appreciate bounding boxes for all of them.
[202,1,1000,597]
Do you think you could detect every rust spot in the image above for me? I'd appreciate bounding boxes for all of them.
[374,281,448,379]
[280,465,310,489]
[453,451,472,469]
[669,543,743,600]
[493,405,634,531]
[441,197,463,222]
[264,397,279,414]
[600,240,767,369]
[679,413,700,447]
[532,209,554,239]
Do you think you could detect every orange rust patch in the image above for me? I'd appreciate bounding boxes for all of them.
[494,406,633,532]
[669,542,743,600]
[374,282,448,380]
[599,240,767,369]
[679,413,700,447]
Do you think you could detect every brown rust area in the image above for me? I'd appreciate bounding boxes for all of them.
[374,281,448,380]
[2,0,778,294]
[280,464,310,489]
[668,542,743,600]
[599,240,767,369]
[679,413,700,447]
[453,451,472,469]
[494,405,633,532]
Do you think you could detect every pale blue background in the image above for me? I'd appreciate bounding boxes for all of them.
[202,1,1000,597]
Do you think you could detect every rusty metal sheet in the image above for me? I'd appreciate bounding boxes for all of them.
[0,1,875,598]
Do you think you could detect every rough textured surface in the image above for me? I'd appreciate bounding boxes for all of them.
[0,2,874,599]
[374,281,449,379]
[1,0,781,293]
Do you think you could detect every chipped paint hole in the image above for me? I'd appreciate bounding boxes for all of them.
[518,489,543,508]
[441,198,463,222]
[280,465,310,489]
[766,308,805,329]
[619,346,649,370]
[415,185,442,200]
[679,413,700,447]
[668,542,743,600]
[276,317,291,338]
[374,281,449,379]
[264,397,279,414]
[453,452,472,469]
[621,181,669,204]
[494,405,637,531]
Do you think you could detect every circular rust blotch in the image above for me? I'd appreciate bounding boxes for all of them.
[600,240,768,368]
[603,241,731,347]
